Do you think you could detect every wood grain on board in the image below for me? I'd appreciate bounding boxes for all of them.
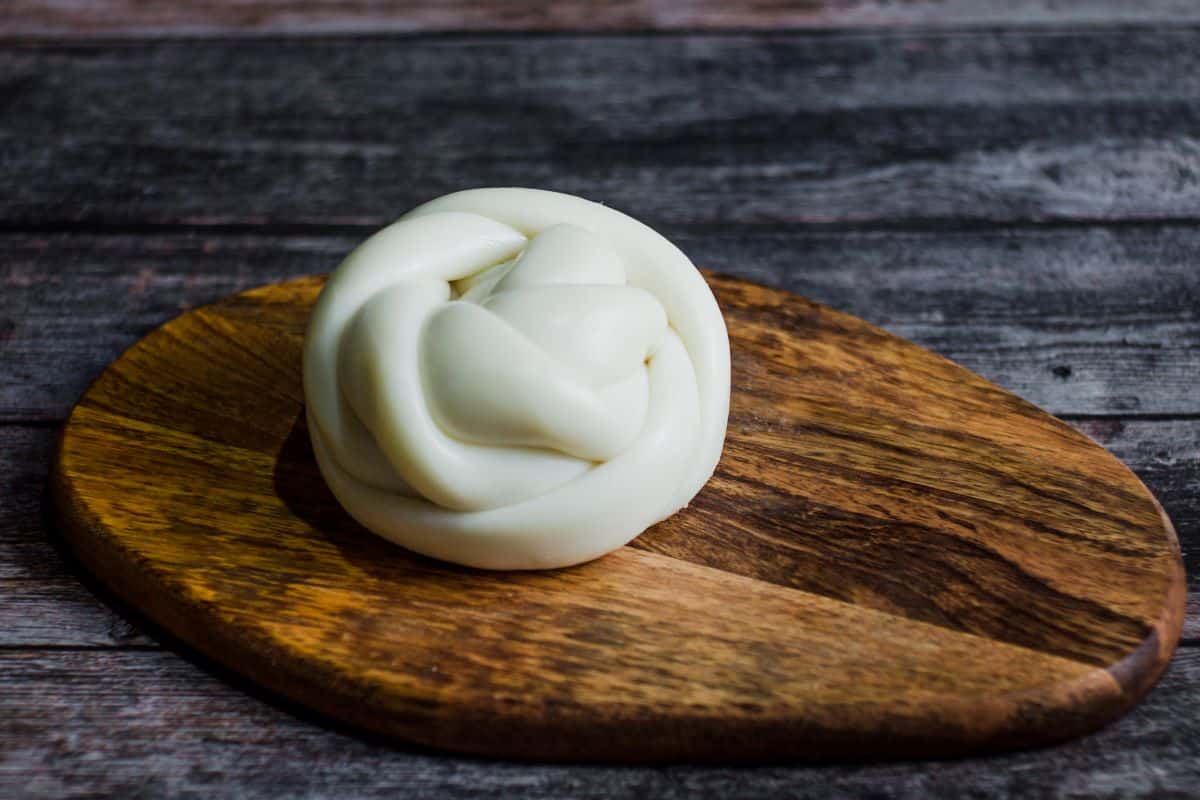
[5,30,1200,230]
[5,0,1200,38]
[49,274,1184,761]
[7,417,1199,649]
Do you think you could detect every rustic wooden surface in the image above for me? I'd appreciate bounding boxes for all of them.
[5,1,1200,38]
[2,2,1199,795]
[49,272,1185,761]
[6,30,1200,230]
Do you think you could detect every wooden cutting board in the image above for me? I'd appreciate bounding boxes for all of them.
[49,273,1185,762]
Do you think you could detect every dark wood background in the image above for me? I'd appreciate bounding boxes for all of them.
[2,1,1197,796]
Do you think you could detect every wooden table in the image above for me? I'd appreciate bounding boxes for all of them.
[2,2,1197,796]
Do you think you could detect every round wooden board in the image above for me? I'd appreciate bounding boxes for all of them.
[50,273,1185,762]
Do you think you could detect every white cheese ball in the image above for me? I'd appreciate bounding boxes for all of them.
[303,188,731,569]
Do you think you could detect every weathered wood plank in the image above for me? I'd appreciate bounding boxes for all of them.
[0,424,155,646]
[0,234,311,421]
[0,647,1197,797]
[5,0,1200,39]
[3,227,1197,421]
[4,31,1200,228]
[0,425,54,583]
[686,226,1200,417]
